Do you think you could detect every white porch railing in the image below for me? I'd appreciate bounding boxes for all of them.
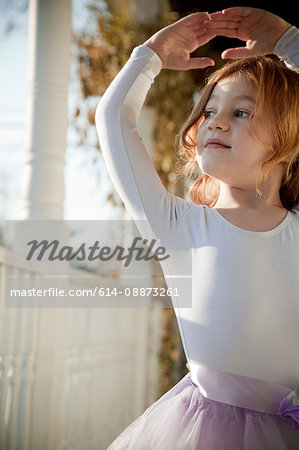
[0,246,164,449]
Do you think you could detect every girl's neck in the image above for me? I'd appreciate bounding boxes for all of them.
[214,176,285,212]
[212,174,290,232]
[214,199,286,211]
[211,207,289,233]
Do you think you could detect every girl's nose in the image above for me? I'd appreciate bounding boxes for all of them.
[208,113,229,131]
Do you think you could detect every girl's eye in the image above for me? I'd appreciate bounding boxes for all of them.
[235,110,251,118]
[203,110,215,119]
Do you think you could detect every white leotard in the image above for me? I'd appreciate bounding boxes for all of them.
[95,27,299,388]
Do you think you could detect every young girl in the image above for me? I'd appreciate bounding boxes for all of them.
[95,6,299,449]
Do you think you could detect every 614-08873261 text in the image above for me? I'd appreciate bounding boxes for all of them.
[9,287,180,297]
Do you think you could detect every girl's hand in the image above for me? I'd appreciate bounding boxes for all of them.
[208,7,292,59]
[143,12,216,70]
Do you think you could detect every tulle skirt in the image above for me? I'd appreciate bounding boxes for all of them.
[107,363,299,449]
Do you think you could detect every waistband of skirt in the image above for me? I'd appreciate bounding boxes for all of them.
[187,362,292,415]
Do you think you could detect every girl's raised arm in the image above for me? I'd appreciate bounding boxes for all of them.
[95,14,215,242]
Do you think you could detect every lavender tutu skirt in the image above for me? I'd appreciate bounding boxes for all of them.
[107,363,299,449]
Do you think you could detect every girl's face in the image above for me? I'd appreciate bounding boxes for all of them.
[196,75,273,190]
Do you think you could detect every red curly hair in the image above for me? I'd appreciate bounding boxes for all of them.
[176,55,299,210]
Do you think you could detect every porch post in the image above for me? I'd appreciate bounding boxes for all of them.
[22,0,72,219]
[17,2,72,449]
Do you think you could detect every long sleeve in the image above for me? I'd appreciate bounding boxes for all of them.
[95,45,191,243]
[273,26,299,72]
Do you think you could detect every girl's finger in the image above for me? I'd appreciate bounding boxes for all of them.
[179,11,210,26]
[222,7,253,18]
[221,46,254,59]
[210,11,244,24]
[209,11,240,22]
[207,27,240,39]
[206,21,240,31]
[196,31,217,46]
[185,57,215,70]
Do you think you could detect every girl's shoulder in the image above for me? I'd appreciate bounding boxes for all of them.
[290,207,299,217]
[289,208,299,229]
[189,205,299,238]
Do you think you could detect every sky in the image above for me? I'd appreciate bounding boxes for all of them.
[0,0,121,230]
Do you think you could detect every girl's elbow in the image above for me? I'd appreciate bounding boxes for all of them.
[95,97,121,126]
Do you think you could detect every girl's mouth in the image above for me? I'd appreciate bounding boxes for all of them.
[205,139,230,148]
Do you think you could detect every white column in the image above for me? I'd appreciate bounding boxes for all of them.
[15,1,72,449]
[22,0,72,219]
